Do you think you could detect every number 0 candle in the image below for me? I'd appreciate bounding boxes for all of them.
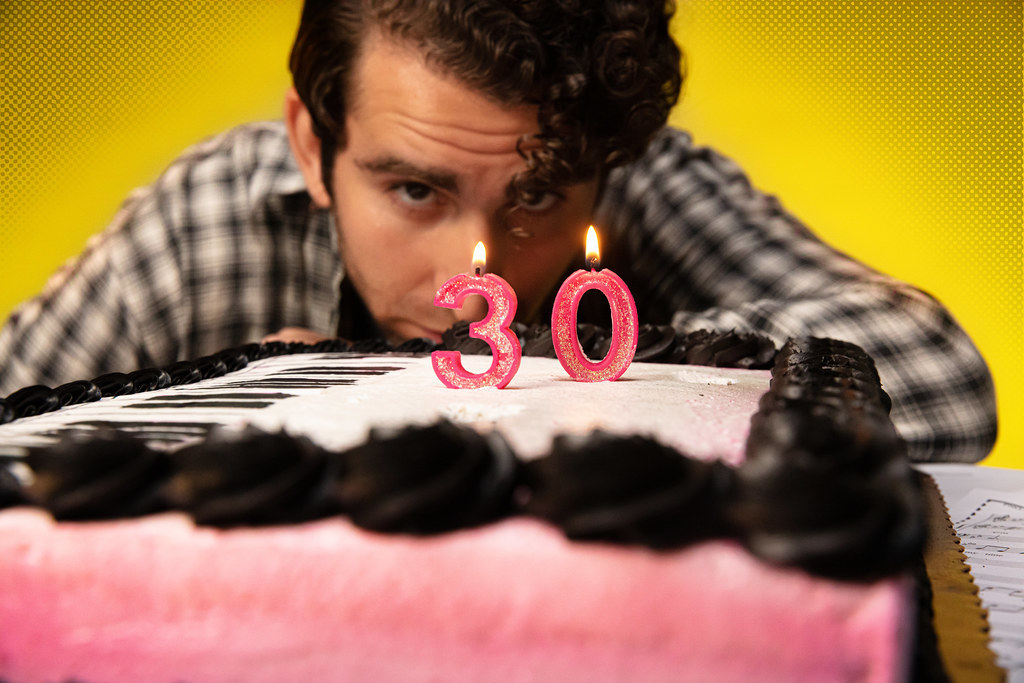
[551,226,638,382]
[432,242,522,389]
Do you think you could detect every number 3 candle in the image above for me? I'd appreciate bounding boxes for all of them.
[551,226,638,382]
[432,242,522,389]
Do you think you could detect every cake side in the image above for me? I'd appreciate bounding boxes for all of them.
[0,510,912,683]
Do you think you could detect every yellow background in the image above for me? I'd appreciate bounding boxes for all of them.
[2,1,1021,467]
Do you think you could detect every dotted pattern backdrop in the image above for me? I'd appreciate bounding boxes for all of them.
[1,1,300,302]
[2,1,1022,466]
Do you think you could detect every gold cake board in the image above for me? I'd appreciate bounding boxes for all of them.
[921,473,1003,681]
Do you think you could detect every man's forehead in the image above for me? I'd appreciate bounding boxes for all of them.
[341,33,546,191]
[349,30,540,141]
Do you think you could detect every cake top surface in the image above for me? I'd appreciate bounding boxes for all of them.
[253,355,769,463]
[0,354,770,464]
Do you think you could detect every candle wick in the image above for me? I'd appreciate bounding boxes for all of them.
[475,266,482,276]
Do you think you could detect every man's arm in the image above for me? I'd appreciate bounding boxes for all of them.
[598,129,997,463]
[0,187,189,396]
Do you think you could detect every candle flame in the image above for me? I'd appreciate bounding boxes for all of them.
[585,226,600,269]
[472,241,487,274]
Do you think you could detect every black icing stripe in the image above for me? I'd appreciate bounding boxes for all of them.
[126,401,279,410]
[275,366,405,375]
[211,380,359,389]
[137,392,295,401]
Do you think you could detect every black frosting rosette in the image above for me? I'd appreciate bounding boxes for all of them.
[18,430,170,520]
[522,431,733,548]
[165,427,341,527]
[336,421,518,534]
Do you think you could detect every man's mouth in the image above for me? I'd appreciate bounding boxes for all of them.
[420,328,445,344]
[393,322,445,345]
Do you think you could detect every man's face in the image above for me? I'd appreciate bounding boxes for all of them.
[323,34,599,344]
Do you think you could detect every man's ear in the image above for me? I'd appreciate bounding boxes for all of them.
[284,87,332,208]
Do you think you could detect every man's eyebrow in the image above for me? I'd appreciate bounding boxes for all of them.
[356,156,459,194]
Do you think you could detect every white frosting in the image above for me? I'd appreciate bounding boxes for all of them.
[0,354,771,466]
[248,356,770,464]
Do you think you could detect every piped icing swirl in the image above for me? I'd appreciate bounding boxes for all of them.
[166,428,340,526]
[338,421,518,534]
[440,321,777,369]
[17,430,170,520]
[675,329,777,368]
[522,432,733,548]
[733,338,922,579]
[0,398,13,425]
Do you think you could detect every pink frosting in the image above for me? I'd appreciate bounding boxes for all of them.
[0,510,911,682]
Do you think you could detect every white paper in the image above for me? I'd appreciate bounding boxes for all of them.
[920,464,1024,682]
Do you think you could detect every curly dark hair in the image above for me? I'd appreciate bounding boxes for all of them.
[289,0,684,200]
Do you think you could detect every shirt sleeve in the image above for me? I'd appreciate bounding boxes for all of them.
[0,182,189,396]
[597,128,998,463]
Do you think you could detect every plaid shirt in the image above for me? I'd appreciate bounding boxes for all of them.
[0,121,997,462]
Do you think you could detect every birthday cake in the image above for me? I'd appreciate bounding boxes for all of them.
[0,328,936,681]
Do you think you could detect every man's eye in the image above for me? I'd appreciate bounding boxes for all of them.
[517,191,560,213]
[393,182,436,206]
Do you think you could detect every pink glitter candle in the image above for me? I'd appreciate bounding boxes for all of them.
[432,242,522,389]
[551,226,638,382]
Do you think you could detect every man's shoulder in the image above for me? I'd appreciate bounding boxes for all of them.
[606,126,695,187]
[164,120,307,198]
[105,121,314,252]
[613,126,750,187]
[609,126,695,180]
[641,126,695,159]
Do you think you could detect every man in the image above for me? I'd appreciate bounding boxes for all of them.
[0,0,997,462]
